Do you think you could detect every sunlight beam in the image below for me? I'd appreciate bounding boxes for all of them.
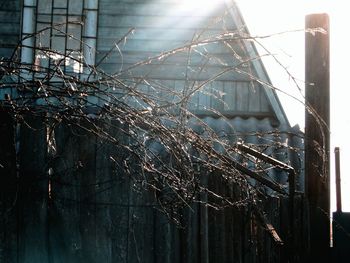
[178,0,224,14]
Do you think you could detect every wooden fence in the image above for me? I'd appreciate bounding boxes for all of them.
[0,114,308,263]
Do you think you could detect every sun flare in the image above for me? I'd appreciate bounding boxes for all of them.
[179,0,224,13]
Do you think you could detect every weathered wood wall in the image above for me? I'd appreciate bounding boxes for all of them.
[97,1,240,79]
[0,0,21,58]
[96,0,276,119]
[0,118,307,263]
[0,109,18,262]
[0,1,305,261]
[124,79,271,117]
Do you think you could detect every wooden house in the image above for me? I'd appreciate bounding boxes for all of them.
[0,0,305,262]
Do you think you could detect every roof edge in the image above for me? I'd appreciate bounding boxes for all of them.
[225,0,291,127]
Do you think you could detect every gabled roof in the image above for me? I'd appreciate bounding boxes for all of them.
[0,0,290,127]
[96,0,290,127]
[225,1,289,126]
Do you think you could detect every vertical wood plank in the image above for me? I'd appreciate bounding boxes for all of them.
[179,205,200,263]
[208,173,225,263]
[259,84,270,112]
[248,83,260,112]
[95,121,130,263]
[223,81,236,111]
[78,126,97,263]
[49,124,82,263]
[265,197,281,263]
[199,173,209,263]
[279,197,290,263]
[127,189,155,263]
[236,82,249,112]
[242,207,254,263]
[232,207,243,263]
[210,81,224,113]
[0,109,18,263]
[125,130,156,263]
[95,134,113,263]
[18,116,48,263]
[224,184,236,263]
[109,138,130,263]
[154,211,172,263]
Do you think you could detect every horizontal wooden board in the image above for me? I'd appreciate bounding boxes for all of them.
[98,14,233,30]
[97,27,237,42]
[0,24,20,35]
[96,49,246,67]
[99,62,253,81]
[102,78,271,114]
[0,11,21,23]
[0,36,20,46]
[98,1,230,18]
[97,40,247,60]
[0,48,17,58]
[0,0,20,58]
[0,0,20,12]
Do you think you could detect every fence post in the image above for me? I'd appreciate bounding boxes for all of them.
[335,147,342,212]
[305,13,330,262]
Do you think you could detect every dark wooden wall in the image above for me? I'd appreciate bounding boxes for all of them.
[0,117,307,263]
[0,0,21,58]
[0,1,305,261]
[0,109,18,262]
[97,0,240,80]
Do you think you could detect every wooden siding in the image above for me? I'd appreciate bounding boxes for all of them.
[97,0,274,117]
[0,0,286,122]
[123,79,271,116]
[0,2,302,262]
[0,0,21,58]
[0,118,306,263]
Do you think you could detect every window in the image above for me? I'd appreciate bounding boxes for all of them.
[21,0,98,79]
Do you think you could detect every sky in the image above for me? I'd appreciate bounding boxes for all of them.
[235,0,350,211]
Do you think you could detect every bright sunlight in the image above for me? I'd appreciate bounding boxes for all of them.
[236,0,350,212]
[178,0,224,14]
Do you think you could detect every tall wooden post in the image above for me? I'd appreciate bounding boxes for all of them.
[335,147,342,212]
[305,13,330,261]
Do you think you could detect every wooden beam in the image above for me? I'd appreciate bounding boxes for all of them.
[305,13,330,262]
[335,147,342,212]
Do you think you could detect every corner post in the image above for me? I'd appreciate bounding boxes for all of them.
[305,13,330,261]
